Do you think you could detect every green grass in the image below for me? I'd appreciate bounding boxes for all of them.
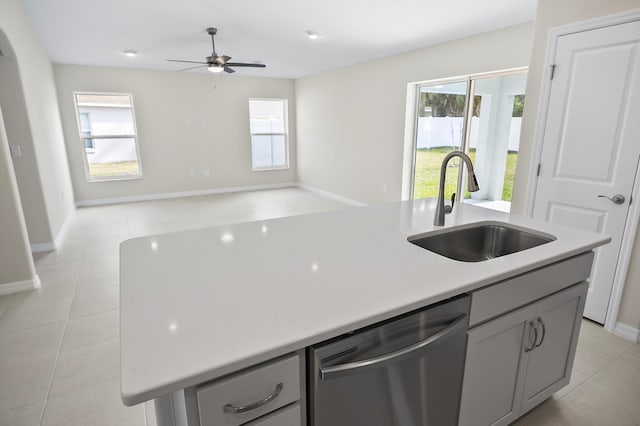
[502,151,518,201]
[89,161,139,178]
[413,148,517,201]
[413,147,464,200]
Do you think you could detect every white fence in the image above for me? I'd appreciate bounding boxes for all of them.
[81,106,138,164]
[416,117,522,152]
[86,139,138,164]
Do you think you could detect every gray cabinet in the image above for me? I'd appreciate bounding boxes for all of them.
[245,404,301,426]
[459,282,588,426]
[520,283,586,413]
[197,354,302,426]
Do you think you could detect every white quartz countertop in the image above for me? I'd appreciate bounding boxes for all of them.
[120,199,609,405]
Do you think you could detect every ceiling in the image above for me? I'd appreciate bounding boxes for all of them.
[20,0,537,79]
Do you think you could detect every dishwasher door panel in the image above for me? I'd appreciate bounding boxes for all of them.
[308,296,470,426]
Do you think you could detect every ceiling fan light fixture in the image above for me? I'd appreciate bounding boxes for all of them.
[167,27,266,74]
[208,65,225,73]
[123,50,138,58]
[305,30,320,40]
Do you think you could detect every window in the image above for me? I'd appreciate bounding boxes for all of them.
[74,93,142,181]
[411,70,527,213]
[79,113,94,149]
[249,99,289,170]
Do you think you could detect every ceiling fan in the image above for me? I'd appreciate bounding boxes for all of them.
[166,27,266,74]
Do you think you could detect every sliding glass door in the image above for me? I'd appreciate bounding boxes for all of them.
[411,70,527,212]
[412,81,469,199]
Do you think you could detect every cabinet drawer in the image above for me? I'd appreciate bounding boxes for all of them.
[246,403,301,426]
[197,354,300,426]
[469,251,594,326]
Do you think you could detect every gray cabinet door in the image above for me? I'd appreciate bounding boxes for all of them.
[458,304,536,426]
[520,282,588,413]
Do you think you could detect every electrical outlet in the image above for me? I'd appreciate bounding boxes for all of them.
[189,169,196,177]
[202,169,210,177]
[10,145,22,158]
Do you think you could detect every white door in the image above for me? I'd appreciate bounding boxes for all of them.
[532,20,640,323]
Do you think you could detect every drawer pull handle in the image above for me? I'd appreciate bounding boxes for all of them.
[524,320,538,353]
[223,382,283,414]
[535,317,546,347]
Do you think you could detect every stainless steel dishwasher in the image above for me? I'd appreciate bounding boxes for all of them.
[308,295,470,426]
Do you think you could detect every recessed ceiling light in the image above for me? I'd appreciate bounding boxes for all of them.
[123,50,138,58]
[305,30,320,40]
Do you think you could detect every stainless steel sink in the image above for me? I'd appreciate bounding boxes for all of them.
[408,222,555,262]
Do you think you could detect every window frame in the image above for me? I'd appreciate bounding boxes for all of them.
[73,91,144,182]
[409,67,527,203]
[248,98,290,171]
[79,112,95,150]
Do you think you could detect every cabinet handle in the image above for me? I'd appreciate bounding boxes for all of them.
[223,382,283,414]
[535,317,546,348]
[524,320,538,353]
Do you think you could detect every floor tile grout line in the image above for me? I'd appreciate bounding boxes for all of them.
[515,331,639,424]
[0,318,67,338]
[37,275,80,426]
[555,340,638,404]
[68,306,119,321]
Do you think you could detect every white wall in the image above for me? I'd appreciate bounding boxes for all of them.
[0,107,37,289]
[295,23,533,204]
[0,0,75,247]
[0,37,50,245]
[54,65,297,202]
[510,0,640,333]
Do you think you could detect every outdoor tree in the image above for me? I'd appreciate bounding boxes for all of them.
[419,93,482,117]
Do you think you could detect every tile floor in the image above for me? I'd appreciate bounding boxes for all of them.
[0,188,348,426]
[0,187,638,425]
[513,320,640,425]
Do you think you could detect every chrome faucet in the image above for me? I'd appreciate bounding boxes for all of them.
[434,151,480,226]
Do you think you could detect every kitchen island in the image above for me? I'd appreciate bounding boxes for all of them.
[120,199,609,426]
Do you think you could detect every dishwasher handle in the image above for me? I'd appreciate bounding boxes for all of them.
[319,314,467,381]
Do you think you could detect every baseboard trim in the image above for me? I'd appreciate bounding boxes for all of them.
[0,275,40,295]
[54,207,75,248]
[30,206,76,253]
[613,322,640,343]
[75,183,299,207]
[31,242,55,253]
[297,184,367,207]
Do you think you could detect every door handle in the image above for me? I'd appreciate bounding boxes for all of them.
[598,194,625,205]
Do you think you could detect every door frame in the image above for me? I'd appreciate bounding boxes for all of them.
[524,9,640,336]
[402,67,528,201]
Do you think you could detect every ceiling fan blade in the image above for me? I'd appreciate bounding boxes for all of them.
[222,55,232,63]
[225,62,266,68]
[177,64,209,72]
[166,59,208,65]
[224,66,236,74]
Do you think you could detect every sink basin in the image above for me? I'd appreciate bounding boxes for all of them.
[408,222,555,262]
